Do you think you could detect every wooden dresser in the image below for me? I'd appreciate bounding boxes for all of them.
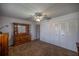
[13,23,31,46]
[14,33,31,46]
[0,33,8,56]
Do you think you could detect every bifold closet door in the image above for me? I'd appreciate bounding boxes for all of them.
[50,23,60,45]
[59,22,77,51]
[59,22,68,47]
[40,20,77,51]
[50,22,71,48]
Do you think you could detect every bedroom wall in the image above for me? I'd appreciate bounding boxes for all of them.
[77,19,79,43]
[0,17,2,27]
[0,16,36,46]
[40,12,79,52]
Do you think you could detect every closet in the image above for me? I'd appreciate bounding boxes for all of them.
[40,20,77,52]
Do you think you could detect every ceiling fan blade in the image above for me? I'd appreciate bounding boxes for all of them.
[35,12,42,16]
[43,15,52,20]
[25,15,35,21]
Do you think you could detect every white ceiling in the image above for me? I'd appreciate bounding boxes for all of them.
[0,3,79,21]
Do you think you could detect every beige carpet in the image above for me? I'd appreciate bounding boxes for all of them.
[9,40,77,56]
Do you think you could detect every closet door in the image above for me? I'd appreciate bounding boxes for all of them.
[50,22,69,47]
[59,22,77,50]
[51,23,60,45]
[59,22,68,47]
[51,22,69,48]
[52,21,77,51]
[36,25,40,40]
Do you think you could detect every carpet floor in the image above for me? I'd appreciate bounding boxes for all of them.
[9,40,77,56]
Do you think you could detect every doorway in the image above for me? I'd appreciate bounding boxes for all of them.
[36,24,40,40]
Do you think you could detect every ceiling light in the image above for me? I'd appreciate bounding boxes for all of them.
[36,18,40,22]
[34,12,51,22]
[34,12,43,22]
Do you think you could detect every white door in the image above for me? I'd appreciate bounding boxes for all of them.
[59,22,68,47]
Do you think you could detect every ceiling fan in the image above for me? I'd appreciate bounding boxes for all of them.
[28,12,52,22]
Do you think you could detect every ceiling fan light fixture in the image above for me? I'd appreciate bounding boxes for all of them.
[34,12,51,22]
[36,18,40,22]
[34,15,42,22]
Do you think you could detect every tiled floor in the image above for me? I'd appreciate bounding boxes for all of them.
[9,40,77,56]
